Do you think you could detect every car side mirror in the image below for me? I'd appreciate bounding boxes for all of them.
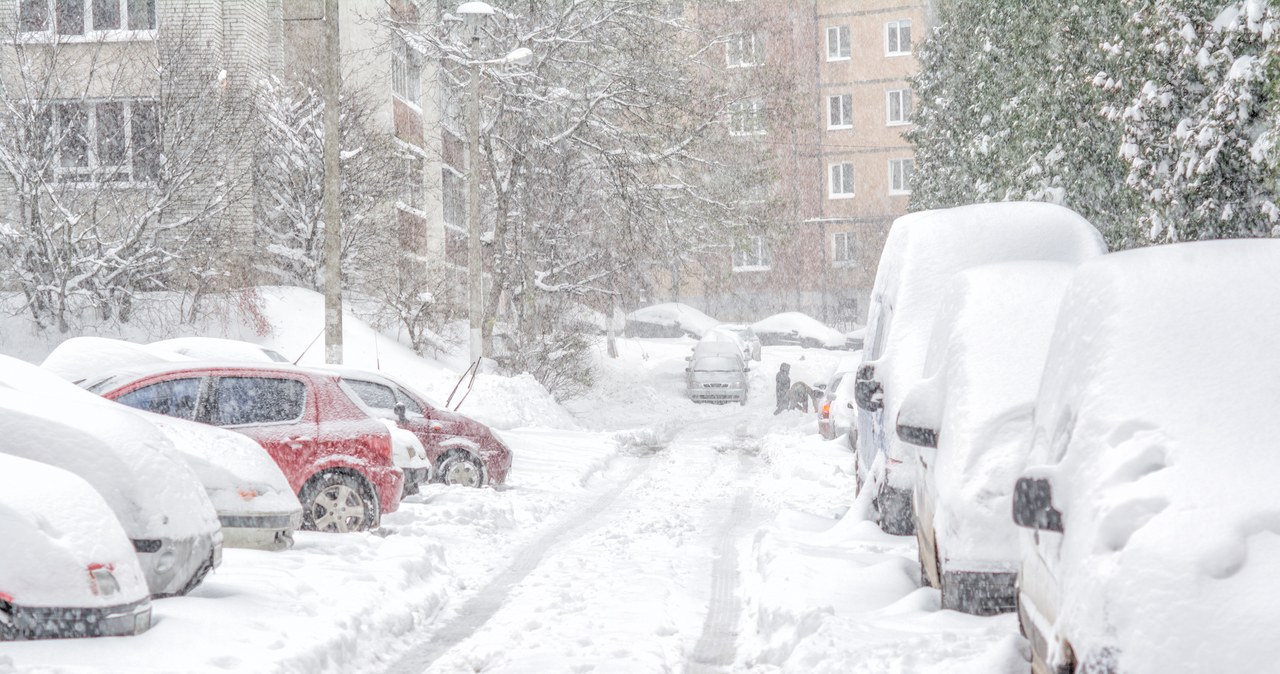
[853,363,883,412]
[895,381,941,448]
[394,402,407,424]
[1012,477,1064,532]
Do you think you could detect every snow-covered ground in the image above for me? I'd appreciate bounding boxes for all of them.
[0,296,1027,673]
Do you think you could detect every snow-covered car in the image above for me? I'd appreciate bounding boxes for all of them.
[894,262,1076,615]
[87,363,404,533]
[1012,240,1280,674]
[624,302,719,338]
[0,454,153,640]
[374,419,435,496]
[149,337,290,363]
[708,324,762,361]
[332,368,513,489]
[818,355,861,441]
[143,414,303,550]
[42,335,193,384]
[751,312,846,348]
[853,202,1105,536]
[685,341,749,404]
[0,357,223,598]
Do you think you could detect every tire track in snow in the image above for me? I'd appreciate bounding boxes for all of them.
[686,454,760,674]
[384,457,652,674]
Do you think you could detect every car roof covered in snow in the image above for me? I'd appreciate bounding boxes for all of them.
[626,302,719,337]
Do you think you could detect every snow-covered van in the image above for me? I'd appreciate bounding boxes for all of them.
[854,202,1105,535]
[1013,240,1280,674]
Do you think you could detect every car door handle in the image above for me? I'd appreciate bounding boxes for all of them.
[286,436,309,449]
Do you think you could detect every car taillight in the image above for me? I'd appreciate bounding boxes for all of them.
[821,402,831,418]
[237,488,259,501]
[88,563,119,597]
[0,591,12,602]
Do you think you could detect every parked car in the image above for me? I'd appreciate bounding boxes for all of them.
[685,341,749,404]
[708,324,762,361]
[331,368,513,489]
[0,454,153,640]
[624,302,719,338]
[1012,240,1280,674]
[818,355,861,441]
[143,414,303,550]
[894,262,1075,615]
[751,312,846,348]
[42,335,192,384]
[149,337,290,363]
[86,363,404,533]
[0,356,223,598]
[854,202,1106,535]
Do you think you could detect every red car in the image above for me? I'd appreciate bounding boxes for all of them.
[325,368,512,488]
[86,364,402,533]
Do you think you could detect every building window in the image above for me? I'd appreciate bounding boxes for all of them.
[20,0,156,35]
[886,20,912,56]
[442,168,465,229]
[392,39,423,105]
[399,152,425,210]
[829,162,854,198]
[726,31,763,68]
[889,158,913,194]
[733,235,770,271]
[827,94,852,129]
[46,99,158,182]
[728,100,766,136]
[826,25,850,61]
[833,231,856,264]
[886,89,912,125]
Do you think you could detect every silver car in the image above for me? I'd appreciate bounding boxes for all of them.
[685,342,749,404]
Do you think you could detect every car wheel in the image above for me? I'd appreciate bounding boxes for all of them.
[438,451,485,488]
[299,470,379,533]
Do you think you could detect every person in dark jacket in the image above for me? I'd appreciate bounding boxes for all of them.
[774,363,791,414]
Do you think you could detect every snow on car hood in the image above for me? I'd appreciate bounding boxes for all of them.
[141,412,302,517]
[0,355,219,541]
[41,336,194,384]
[1025,239,1280,673]
[907,262,1075,567]
[0,454,151,608]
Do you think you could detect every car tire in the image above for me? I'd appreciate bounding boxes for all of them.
[438,451,485,488]
[299,470,380,533]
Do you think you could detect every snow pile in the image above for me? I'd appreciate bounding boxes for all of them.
[861,202,1106,488]
[41,335,193,383]
[0,454,151,608]
[904,262,1075,570]
[1024,239,1280,672]
[751,312,846,348]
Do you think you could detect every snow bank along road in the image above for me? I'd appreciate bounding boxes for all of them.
[0,341,1025,673]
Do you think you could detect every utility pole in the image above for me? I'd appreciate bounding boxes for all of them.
[465,40,484,363]
[322,0,343,364]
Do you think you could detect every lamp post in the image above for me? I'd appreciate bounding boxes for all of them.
[458,2,493,365]
[456,3,531,364]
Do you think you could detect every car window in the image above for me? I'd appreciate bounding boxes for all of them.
[343,378,399,411]
[115,378,202,421]
[392,387,424,416]
[210,376,306,426]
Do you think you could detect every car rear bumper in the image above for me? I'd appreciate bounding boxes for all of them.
[0,597,151,640]
[218,510,302,551]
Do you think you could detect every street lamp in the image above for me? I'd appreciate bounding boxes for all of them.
[456,2,530,364]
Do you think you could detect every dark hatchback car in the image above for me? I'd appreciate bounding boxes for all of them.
[324,368,512,489]
[87,364,403,533]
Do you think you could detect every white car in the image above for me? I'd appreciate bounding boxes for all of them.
[0,454,152,640]
[1013,240,1280,674]
[0,355,223,597]
[41,335,193,384]
[685,341,749,404]
[143,414,303,550]
[894,262,1076,615]
[853,202,1106,535]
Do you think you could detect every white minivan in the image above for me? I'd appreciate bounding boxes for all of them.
[854,202,1105,535]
